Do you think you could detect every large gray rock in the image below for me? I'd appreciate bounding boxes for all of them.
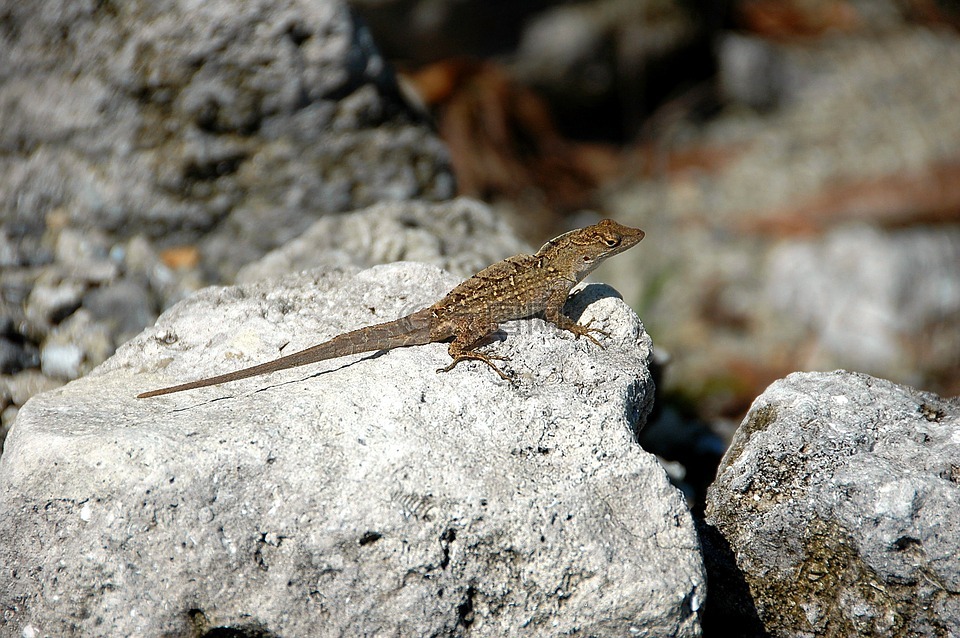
[706,370,960,636]
[0,0,453,277]
[0,263,704,636]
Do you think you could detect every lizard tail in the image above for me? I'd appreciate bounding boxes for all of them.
[137,308,437,398]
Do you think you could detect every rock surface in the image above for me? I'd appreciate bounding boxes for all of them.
[237,197,530,282]
[0,263,703,636]
[705,370,960,636]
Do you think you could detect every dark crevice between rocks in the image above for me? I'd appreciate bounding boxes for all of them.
[182,153,247,183]
[359,530,383,546]
[189,608,279,638]
[285,22,311,47]
[695,518,769,637]
[456,585,476,629]
[439,527,456,569]
[253,535,268,572]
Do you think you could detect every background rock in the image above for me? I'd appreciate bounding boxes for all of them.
[601,26,960,419]
[0,263,703,636]
[0,0,453,278]
[705,370,960,636]
[764,225,960,383]
[237,197,530,282]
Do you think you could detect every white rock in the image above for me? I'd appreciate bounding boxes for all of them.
[0,263,703,637]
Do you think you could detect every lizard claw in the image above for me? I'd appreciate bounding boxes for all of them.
[567,318,609,348]
[438,351,513,381]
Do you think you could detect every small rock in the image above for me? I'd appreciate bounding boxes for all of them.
[25,280,85,325]
[0,229,20,267]
[83,281,157,345]
[54,228,119,283]
[717,33,810,110]
[0,369,63,406]
[0,405,17,448]
[42,310,114,380]
[39,342,84,380]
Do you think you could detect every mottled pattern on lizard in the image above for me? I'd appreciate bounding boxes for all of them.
[137,219,644,397]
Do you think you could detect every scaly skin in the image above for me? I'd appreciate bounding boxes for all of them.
[137,219,644,397]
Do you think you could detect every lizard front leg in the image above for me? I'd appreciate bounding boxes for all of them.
[543,290,609,348]
[437,317,512,381]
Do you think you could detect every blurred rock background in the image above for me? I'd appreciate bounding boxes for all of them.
[2,0,959,511]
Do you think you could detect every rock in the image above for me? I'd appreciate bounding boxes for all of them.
[236,197,530,282]
[765,225,960,381]
[0,369,63,408]
[601,27,960,411]
[0,0,453,279]
[705,370,960,636]
[717,33,810,110]
[54,227,120,283]
[0,405,17,450]
[512,0,701,137]
[0,264,704,636]
[0,263,703,636]
[24,280,86,326]
[0,228,20,267]
[40,310,114,380]
[83,280,158,345]
[38,342,84,380]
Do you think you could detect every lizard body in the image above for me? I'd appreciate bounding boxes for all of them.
[137,219,644,398]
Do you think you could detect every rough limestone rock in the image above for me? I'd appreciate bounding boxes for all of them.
[0,0,453,277]
[236,197,530,283]
[0,263,704,637]
[706,370,960,637]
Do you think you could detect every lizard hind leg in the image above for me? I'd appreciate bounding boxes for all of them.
[437,320,513,381]
[546,307,609,348]
[438,350,512,381]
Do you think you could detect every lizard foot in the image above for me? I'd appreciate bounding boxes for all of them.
[566,318,609,348]
[438,352,513,382]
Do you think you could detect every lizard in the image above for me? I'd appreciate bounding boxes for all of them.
[137,218,644,398]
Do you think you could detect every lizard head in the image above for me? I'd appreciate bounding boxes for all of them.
[537,218,645,280]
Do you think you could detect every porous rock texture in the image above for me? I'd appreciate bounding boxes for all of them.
[0,0,453,278]
[0,263,704,637]
[236,197,531,283]
[706,370,960,636]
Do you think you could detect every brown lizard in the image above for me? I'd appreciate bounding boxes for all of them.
[137,219,644,398]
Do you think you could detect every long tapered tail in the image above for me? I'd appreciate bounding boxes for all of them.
[137,309,437,398]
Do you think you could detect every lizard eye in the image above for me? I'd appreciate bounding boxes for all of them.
[604,237,620,247]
